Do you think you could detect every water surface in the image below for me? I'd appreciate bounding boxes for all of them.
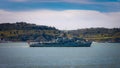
[0,42,120,68]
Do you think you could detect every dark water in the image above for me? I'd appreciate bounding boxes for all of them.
[0,42,120,68]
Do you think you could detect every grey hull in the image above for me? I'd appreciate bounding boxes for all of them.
[29,42,92,47]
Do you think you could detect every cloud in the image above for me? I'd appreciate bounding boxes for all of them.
[0,9,120,30]
[0,0,119,12]
[8,0,120,3]
[9,0,62,3]
[10,0,28,2]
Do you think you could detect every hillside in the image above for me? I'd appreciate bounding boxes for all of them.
[0,22,120,43]
[0,22,61,42]
[68,28,120,42]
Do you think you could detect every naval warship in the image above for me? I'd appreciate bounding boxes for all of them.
[28,37,92,47]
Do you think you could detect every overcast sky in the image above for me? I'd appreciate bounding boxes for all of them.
[0,0,120,30]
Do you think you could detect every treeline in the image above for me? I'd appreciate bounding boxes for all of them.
[0,22,61,42]
[0,22,56,31]
[68,28,120,42]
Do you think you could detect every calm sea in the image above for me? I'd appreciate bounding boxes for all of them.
[0,42,120,68]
